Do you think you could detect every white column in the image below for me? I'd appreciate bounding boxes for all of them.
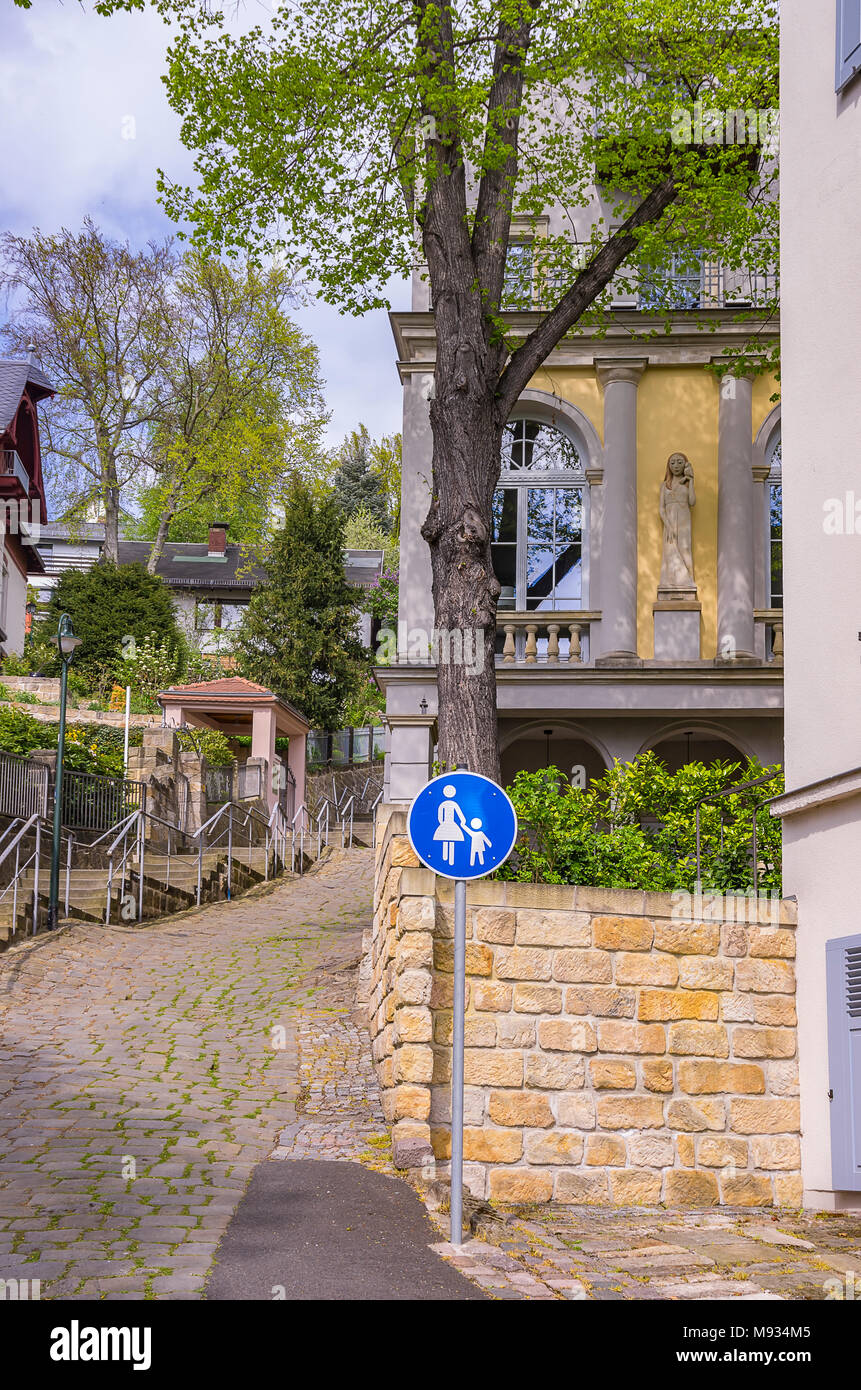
[752,461,770,659]
[398,370,435,657]
[716,372,756,660]
[594,359,647,662]
[251,706,277,809]
[387,716,437,803]
[287,731,306,813]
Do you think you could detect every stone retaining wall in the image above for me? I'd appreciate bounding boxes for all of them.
[366,808,801,1207]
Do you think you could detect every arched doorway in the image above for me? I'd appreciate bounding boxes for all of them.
[645,726,751,774]
[499,723,608,788]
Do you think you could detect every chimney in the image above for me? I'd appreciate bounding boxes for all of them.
[208,522,228,557]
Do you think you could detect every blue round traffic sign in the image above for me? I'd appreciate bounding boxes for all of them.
[407,772,518,881]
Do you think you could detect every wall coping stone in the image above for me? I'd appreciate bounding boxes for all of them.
[374,804,798,925]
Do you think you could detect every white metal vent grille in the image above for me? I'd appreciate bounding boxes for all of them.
[847,946,861,1018]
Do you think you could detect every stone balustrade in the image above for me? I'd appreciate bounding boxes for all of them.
[496,611,600,665]
[754,609,784,662]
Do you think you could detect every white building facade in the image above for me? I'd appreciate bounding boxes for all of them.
[772,0,861,1206]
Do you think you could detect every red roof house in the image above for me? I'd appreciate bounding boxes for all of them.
[0,353,52,655]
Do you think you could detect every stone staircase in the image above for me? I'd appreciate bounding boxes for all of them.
[0,841,284,949]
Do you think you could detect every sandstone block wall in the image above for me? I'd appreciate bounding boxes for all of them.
[366,809,801,1207]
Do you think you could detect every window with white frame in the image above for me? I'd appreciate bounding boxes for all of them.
[501,241,534,310]
[639,248,704,310]
[767,435,782,609]
[492,418,586,612]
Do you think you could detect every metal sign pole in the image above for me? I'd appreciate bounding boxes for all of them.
[406,770,518,1249]
[451,876,466,1246]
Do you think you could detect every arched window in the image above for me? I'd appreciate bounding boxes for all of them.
[492,418,587,613]
[767,434,782,609]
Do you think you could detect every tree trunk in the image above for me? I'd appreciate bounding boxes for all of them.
[102,477,121,563]
[148,509,173,575]
[422,389,503,781]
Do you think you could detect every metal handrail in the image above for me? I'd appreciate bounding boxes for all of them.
[752,791,785,896]
[0,815,26,859]
[0,814,42,937]
[266,800,291,879]
[0,791,302,936]
[340,795,354,850]
[316,800,329,858]
[105,811,141,926]
[291,803,307,874]
[188,799,274,903]
[89,809,140,851]
[0,812,41,871]
[104,810,142,859]
[370,788,385,847]
[694,773,781,889]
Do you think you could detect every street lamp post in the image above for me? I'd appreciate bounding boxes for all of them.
[48,613,82,930]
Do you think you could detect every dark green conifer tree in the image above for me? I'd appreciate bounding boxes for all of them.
[234,479,367,729]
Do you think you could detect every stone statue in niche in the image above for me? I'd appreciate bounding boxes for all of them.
[659,452,697,596]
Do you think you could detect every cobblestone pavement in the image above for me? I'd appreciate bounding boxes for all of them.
[262,942,861,1303]
[0,848,374,1301]
[428,1204,861,1301]
[3,846,859,1304]
[271,965,388,1164]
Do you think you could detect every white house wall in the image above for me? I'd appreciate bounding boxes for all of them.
[778,0,861,1207]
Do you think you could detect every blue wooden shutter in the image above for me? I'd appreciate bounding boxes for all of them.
[837,0,861,92]
[827,933,861,1190]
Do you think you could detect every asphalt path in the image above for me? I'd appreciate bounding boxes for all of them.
[205,1160,486,1301]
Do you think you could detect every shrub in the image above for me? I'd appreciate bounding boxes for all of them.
[114,632,184,708]
[176,728,235,767]
[0,653,30,677]
[61,728,124,778]
[0,705,45,755]
[499,753,783,894]
[0,708,132,778]
[1,643,55,678]
[35,562,183,690]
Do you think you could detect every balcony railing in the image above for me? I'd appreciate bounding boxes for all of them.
[638,260,778,311]
[501,253,778,314]
[0,449,30,493]
[496,611,601,665]
[754,609,784,663]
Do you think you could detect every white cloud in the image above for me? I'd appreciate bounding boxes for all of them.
[1,0,405,447]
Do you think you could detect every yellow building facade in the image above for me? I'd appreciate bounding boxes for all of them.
[383,308,783,803]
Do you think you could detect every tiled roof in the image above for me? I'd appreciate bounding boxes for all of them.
[0,359,55,434]
[158,675,310,730]
[161,676,273,697]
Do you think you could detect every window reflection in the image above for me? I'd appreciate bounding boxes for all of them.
[491,418,586,613]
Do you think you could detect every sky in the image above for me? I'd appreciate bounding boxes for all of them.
[0,0,407,450]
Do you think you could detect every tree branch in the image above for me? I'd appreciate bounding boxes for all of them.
[495,172,679,419]
[471,3,538,311]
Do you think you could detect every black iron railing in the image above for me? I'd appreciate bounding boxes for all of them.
[61,767,146,833]
[0,750,49,819]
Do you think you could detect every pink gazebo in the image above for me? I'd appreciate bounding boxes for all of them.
[158,676,308,813]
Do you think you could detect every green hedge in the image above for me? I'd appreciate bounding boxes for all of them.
[0,706,143,779]
[500,753,783,894]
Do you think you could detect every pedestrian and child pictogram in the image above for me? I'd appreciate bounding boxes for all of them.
[407,770,518,1247]
[407,771,518,881]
